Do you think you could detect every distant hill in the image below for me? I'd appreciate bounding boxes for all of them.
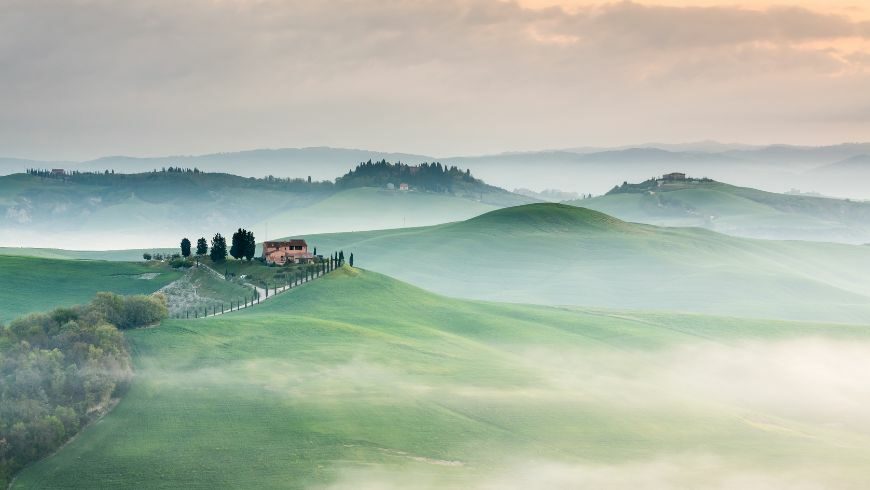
[0,165,532,249]
[0,147,434,180]
[305,203,870,323]
[443,144,870,198]
[813,154,870,174]
[566,177,870,243]
[720,143,870,167]
[7,142,870,199]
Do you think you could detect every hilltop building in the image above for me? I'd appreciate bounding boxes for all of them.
[263,239,314,265]
[661,172,686,181]
[51,169,65,176]
[399,183,410,191]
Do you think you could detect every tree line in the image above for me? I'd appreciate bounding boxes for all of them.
[0,293,168,485]
[335,160,481,193]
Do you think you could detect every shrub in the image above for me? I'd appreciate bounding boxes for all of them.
[89,292,168,330]
[169,257,193,269]
[0,294,139,485]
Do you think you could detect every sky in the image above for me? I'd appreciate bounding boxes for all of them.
[1,0,869,160]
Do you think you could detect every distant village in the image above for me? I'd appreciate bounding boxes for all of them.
[608,172,714,195]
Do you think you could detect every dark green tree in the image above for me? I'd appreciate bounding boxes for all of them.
[210,233,228,262]
[180,238,191,257]
[230,228,246,260]
[339,250,345,266]
[349,253,354,267]
[196,237,208,256]
[244,230,256,261]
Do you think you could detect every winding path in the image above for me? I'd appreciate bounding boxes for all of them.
[191,262,332,318]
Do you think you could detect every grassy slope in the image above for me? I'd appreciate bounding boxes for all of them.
[251,187,504,236]
[158,266,257,318]
[0,172,327,249]
[15,268,870,488]
[0,247,176,261]
[305,204,870,323]
[0,173,529,248]
[570,181,870,243]
[0,255,181,323]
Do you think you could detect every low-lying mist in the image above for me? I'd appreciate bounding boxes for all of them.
[145,335,870,488]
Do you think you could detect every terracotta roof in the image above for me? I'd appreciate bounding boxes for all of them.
[263,239,307,247]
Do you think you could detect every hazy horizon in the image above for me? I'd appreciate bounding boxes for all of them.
[5,139,870,164]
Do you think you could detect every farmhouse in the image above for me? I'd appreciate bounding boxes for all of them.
[51,168,65,176]
[399,183,410,191]
[662,172,686,181]
[263,239,314,265]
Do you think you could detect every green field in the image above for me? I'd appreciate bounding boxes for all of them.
[305,203,870,323]
[569,180,870,243]
[0,255,182,323]
[0,247,177,261]
[14,267,870,488]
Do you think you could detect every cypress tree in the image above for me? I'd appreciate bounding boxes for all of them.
[180,238,191,257]
[244,230,256,261]
[210,233,228,262]
[230,228,244,260]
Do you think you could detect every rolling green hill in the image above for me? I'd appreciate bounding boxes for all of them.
[304,204,870,323]
[251,187,506,236]
[0,255,181,323]
[0,170,531,249]
[14,268,870,488]
[568,179,870,243]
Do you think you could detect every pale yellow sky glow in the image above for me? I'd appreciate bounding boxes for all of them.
[519,1,870,20]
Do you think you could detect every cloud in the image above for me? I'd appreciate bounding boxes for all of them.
[1,0,869,159]
[576,3,870,48]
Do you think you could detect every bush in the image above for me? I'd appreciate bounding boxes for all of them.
[90,292,168,330]
[142,253,152,260]
[169,257,193,269]
[0,293,142,485]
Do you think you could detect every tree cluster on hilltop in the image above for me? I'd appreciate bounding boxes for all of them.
[335,160,481,193]
[0,293,168,484]
[607,176,714,195]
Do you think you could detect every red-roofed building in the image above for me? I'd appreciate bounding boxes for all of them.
[263,239,314,265]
